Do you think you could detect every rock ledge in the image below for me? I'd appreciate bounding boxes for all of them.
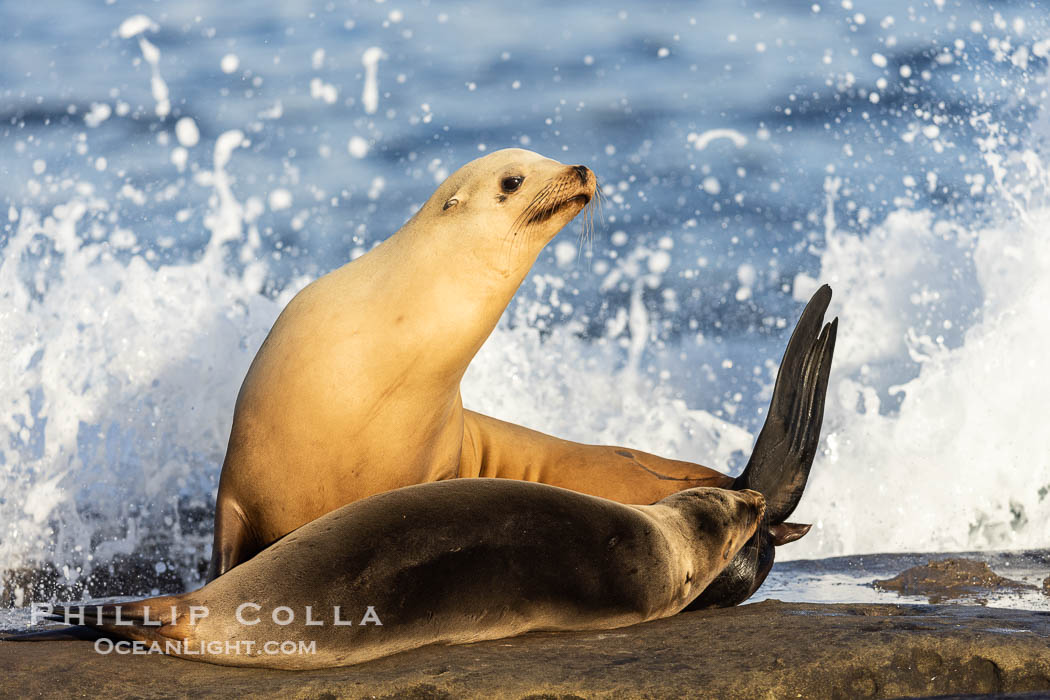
[3,600,1049,699]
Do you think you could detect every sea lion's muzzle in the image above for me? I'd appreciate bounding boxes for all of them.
[521,170,596,226]
[740,489,766,535]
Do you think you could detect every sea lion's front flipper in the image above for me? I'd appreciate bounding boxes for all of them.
[770,521,812,546]
[206,498,261,581]
[2,625,108,642]
[732,284,837,524]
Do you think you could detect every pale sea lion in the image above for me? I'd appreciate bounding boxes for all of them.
[41,480,765,669]
[209,147,835,607]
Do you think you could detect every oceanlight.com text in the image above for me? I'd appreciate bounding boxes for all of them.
[93,638,317,656]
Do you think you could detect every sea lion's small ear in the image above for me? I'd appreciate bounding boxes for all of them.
[442,197,459,211]
[770,522,812,546]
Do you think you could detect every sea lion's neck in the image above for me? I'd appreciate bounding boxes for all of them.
[379,218,542,378]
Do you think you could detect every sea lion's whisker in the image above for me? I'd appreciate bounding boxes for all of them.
[508,180,569,265]
[529,180,572,225]
[511,181,556,236]
[510,182,558,254]
[594,185,608,249]
[507,182,554,257]
[596,180,608,228]
[578,197,594,253]
[520,181,564,241]
[576,179,605,257]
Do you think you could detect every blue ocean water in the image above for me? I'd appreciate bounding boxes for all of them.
[1,1,1048,604]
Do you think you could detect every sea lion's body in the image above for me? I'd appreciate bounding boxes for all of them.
[210,149,734,578]
[51,480,764,669]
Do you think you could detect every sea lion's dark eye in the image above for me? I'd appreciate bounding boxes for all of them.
[501,176,524,193]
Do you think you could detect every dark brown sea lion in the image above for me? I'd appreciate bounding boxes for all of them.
[38,479,765,669]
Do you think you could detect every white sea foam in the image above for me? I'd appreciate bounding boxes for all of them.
[0,136,296,591]
[786,119,1050,559]
[361,47,384,115]
[463,278,755,472]
[220,54,239,74]
[84,103,112,129]
[2,6,1049,601]
[175,118,200,148]
[347,136,369,159]
[688,129,749,151]
[117,14,157,39]
[127,31,170,119]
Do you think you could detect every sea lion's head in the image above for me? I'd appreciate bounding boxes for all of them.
[687,518,812,610]
[416,148,598,276]
[663,487,766,589]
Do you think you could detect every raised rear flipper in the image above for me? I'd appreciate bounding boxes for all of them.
[687,285,837,610]
[733,285,837,523]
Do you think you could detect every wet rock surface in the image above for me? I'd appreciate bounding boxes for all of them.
[873,558,1039,604]
[3,600,1050,699]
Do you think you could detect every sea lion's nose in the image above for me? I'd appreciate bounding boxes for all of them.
[572,165,590,184]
